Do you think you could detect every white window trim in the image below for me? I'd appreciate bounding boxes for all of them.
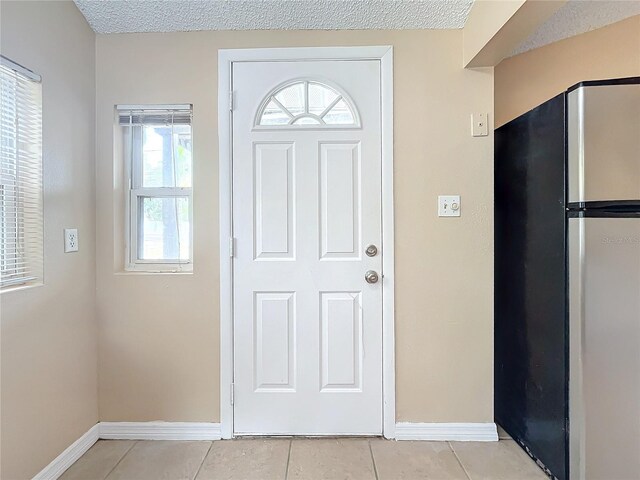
[0,55,41,82]
[217,46,395,439]
[120,104,194,273]
[126,189,194,272]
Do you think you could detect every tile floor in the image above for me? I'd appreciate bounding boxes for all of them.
[59,434,549,480]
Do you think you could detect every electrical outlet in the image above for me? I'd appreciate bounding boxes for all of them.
[64,228,79,253]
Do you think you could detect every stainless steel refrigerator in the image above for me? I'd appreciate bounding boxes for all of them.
[495,77,640,480]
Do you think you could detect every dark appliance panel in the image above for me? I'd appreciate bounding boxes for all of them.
[494,93,568,480]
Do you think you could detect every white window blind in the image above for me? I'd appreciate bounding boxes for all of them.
[118,105,193,270]
[0,56,43,289]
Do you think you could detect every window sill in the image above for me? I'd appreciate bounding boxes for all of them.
[1,281,44,294]
[118,264,194,275]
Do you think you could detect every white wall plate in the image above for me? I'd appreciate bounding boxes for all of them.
[438,195,461,217]
[64,228,79,252]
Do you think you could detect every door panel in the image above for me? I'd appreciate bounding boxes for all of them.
[254,292,296,391]
[253,143,295,259]
[232,60,382,435]
[320,291,362,391]
[319,142,361,259]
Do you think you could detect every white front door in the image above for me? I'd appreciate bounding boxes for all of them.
[232,59,382,435]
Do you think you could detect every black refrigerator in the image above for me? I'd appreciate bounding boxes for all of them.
[494,77,640,480]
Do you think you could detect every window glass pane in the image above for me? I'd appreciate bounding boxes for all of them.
[308,83,339,115]
[292,116,321,125]
[141,124,192,188]
[138,196,190,261]
[323,99,355,125]
[274,83,305,116]
[257,80,358,128]
[260,99,290,126]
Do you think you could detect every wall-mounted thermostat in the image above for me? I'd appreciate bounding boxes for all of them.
[438,195,461,217]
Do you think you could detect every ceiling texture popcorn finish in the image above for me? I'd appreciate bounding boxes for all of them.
[73,0,474,33]
[511,0,640,56]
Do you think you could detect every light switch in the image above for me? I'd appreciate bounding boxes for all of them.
[471,113,488,137]
[438,195,461,217]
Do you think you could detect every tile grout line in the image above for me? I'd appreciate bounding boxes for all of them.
[103,440,138,480]
[368,439,379,480]
[447,441,473,480]
[284,438,292,480]
[192,440,214,480]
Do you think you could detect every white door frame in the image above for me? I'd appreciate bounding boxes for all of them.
[218,46,395,439]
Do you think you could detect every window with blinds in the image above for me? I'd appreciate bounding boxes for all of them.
[0,56,43,289]
[118,105,193,271]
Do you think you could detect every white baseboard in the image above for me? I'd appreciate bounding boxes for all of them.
[32,422,221,480]
[395,422,498,441]
[99,422,222,441]
[32,424,100,480]
[33,421,494,479]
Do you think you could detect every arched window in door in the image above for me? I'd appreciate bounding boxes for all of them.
[255,79,360,128]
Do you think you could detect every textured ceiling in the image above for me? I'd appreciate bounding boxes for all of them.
[511,0,640,56]
[73,0,474,33]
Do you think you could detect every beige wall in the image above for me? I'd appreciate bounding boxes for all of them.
[96,30,494,424]
[495,15,640,127]
[463,0,566,68]
[0,2,98,479]
[463,0,527,66]
[8,3,637,477]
